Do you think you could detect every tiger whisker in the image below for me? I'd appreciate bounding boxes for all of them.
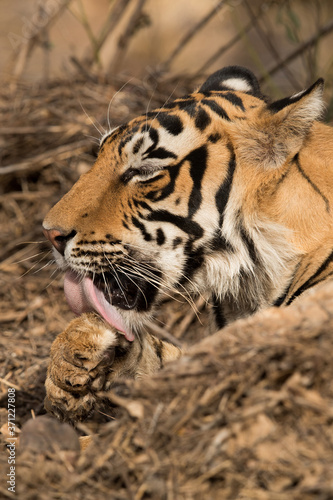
[14,250,49,265]
[123,242,207,301]
[44,268,63,290]
[101,268,114,306]
[121,252,202,309]
[33,259,56,274]
[79,99,105,137]
[83,133,101,145]
[102,252,130,307]
[118,261,200,315]
[145,81,157,133]
[113,263,150,310]
[18,250,53,278]
[106,78,134,136]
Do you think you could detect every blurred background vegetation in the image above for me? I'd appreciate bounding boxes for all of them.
[1,0,333,109]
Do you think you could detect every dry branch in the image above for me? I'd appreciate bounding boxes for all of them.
[108,0,148,74]
[243,0,301,91]
[11,0,72,81]
[80,0,132,68]
[0,140,88,178]
[195,10,264,77]
[160,0,226,72]
[261,17,333,82]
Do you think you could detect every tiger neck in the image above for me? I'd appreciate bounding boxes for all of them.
[264,122,333,255]
[208,226,333,329]
[208,122,333,327]
[267,122,333,306]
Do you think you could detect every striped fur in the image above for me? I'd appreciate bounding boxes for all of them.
[43,66,333,408]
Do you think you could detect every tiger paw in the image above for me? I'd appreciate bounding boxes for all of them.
[44,313,133,423]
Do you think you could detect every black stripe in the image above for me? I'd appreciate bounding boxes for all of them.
[195,107,211,130]
[135,200,152,211]
[145,147,177,160]
[222,92,245,111]
[212,294,227,329]
[286,250,333,305]
[210,229,234,252]
[131,216,152,241]
[240,226,259,265]
[157,113,183,135]
[146,211,203,239]
[142,127,159,156]
[132,199,150,211]
[215,142,237,226]
[303,271,333,291]
[295,154,330,213]
[172,237,182,248]
[118,126,139,156]
[156,228,166,245]
[132,137,144,154]
[179,244,205,285]
[164,96,192,108]
[273,162,293,192]
[146,162,183,202]
[187,146,208,218]
[176,100,197,117]
[143,111,161,120]
[208,133,221,143]
[202,99,230,121]
[273,281,294,306]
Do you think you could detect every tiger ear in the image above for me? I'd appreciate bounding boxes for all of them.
[199,65,263,98]
[235,79,325,170]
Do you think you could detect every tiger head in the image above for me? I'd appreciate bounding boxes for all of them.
[43,66,330,339]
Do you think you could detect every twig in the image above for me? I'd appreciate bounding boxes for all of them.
[0,378,22,391]
[243,0,301,91]
[0,140,89,177]
[0,126,81,135]
[11,0,72,81]
[75,0,100,63]
[176,297,206,338]
[70,56,97,81]
[260,18,333,83]
[0,231,37,261]
[160,0,226,72]
[0,190,53,201]
[109,0,148,75]
[148,324,183,349]
[194,17,259,78]
[80,0,131,68]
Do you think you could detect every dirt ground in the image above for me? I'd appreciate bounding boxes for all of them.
[1,76,333,499]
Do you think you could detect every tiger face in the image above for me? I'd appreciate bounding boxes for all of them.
[43,66,331,339]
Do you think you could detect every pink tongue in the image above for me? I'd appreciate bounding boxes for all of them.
[64,270,134,342]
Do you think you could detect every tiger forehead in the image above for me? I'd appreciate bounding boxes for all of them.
[100,89,262,156]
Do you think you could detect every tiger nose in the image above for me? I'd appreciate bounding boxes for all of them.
[42,228,76,256]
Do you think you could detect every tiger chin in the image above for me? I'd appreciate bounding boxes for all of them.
[43,65,333,423]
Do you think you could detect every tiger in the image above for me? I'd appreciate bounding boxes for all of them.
[43,65,333,423]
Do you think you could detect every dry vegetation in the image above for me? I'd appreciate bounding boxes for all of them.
[1,0,333,498]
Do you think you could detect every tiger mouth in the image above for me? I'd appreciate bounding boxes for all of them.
[93,271,148,311]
